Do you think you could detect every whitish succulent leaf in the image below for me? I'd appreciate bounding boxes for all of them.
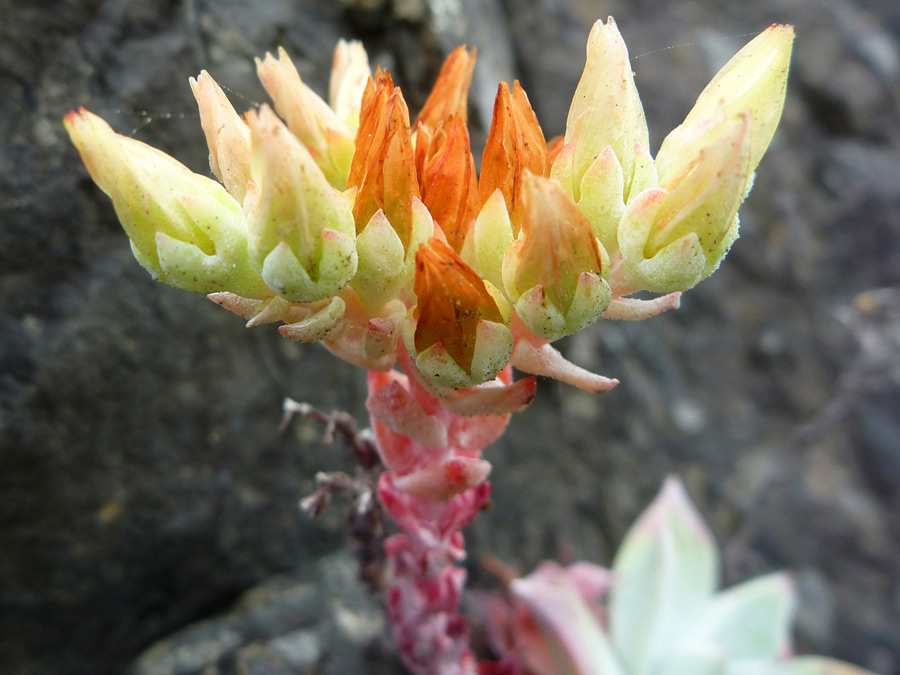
[609,476,719,675]
[680,573,796,660]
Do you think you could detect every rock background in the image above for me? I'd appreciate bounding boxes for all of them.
[1,0,899,673]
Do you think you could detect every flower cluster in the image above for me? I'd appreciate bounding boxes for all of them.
[64,18,794,399]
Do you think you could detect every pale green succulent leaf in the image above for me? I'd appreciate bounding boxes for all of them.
[609,476,719,675]
[677,573,796,661]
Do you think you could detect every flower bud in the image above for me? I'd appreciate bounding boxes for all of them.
[245,106,357,302]
[503,173,611,340]
[63,108,268,298]
[479,81,549,231]
[415,114,478,252]
[563,17,649,204]
[404,239,512,389]
[617,112,752,293]
[329,39,372,131]
[256,47,355,188]
[414,46,476,134]
[347,70,421,253]
[188,70,251,202]
[657,24,795,179]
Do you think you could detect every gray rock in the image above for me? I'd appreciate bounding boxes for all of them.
[129,552,392,675]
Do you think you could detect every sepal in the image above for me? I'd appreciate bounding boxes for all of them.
[278,295,346,343]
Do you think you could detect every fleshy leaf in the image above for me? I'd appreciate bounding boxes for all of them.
[679,573,796,660]
[511,562,628,675]
[609,476,719,675]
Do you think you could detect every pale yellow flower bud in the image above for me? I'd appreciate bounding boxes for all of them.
[657,24,795,179]
[64,108,268,298]
[256,47,355,188]
[188,71,251,202]
[329,39,372,131]
[564,17,649,204]
[245,106,357,303]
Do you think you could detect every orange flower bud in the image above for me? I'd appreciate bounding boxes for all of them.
[407,239,512,388]
[415,114,478,252]
[414,46,476,134]
[479,81,549,231]
[347,69,420,251]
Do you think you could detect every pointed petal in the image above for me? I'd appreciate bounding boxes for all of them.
[415,46,476,132]
[479,81,549,230]
[417,115,479,251]
[329,39,372,130]
[348,72,420,249]
[189,71,252,201]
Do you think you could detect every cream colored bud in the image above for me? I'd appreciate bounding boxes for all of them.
[565,17,649,203]
[657,24,795,178]
[189,71,251,201]
[64,108,267,298]
[245,106,357,302]
[256,47,355,188]
[329,39,372,131]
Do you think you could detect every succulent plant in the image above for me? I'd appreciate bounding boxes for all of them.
[479,477,877,675]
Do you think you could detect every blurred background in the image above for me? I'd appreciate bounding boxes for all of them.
[2,0,899,673]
